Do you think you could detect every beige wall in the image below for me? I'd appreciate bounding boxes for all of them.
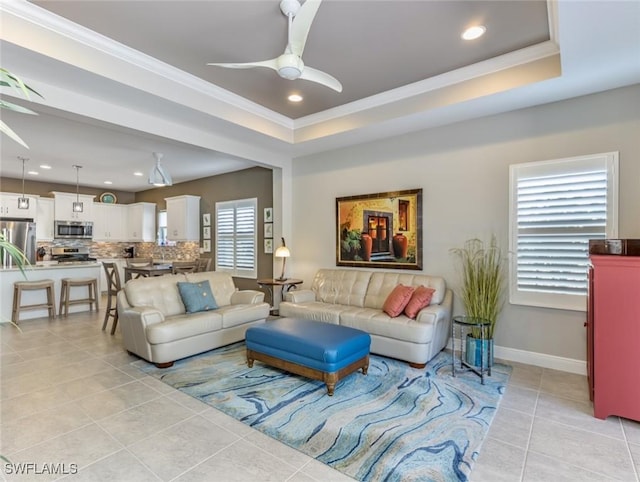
[289,84,640,362]
[134,166,273,290]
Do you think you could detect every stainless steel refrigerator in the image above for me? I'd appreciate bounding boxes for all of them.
[1,218,36,267]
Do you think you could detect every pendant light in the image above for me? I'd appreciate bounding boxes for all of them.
[17,156,30,209]
[148,152,172,187]
[72,165,83,212]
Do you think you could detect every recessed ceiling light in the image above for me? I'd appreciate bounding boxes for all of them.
[133,171,143,176]
[27,170,38,175]
[288,94,303,102]
[39,164,52,169]
[462,25,486,41]
[104,181,113,185]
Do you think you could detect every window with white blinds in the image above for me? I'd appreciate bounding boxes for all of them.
[509,152,618,311]
[215,198,257,279]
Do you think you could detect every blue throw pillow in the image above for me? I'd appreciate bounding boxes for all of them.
[177,281,218,313]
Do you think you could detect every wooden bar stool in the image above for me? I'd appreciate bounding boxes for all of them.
[101,262,121,335]
[59,277,100,316]
[12,279,56,323]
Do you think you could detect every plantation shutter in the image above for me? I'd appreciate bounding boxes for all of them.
[215,198,257,278]
[509,153,618,311]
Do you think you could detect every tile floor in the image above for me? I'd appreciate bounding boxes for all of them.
[1,303,639,481]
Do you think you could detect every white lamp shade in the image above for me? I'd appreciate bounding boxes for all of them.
[275,246,290,258]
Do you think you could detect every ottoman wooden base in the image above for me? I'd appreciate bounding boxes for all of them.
[247,349,369,396]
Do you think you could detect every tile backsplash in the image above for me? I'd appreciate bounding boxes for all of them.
[37,241,201,260]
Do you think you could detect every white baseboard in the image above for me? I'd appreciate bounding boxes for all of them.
[446,338,587,375]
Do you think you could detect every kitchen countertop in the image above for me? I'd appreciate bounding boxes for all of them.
[0,262,103,322]
[1,262,102,272]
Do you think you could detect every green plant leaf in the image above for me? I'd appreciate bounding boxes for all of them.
[0,99,38,115]
[0,118,29,149]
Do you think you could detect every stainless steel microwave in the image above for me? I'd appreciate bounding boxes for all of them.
[54,220,93,239]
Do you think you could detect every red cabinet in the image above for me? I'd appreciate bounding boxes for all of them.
[588,255,640,421]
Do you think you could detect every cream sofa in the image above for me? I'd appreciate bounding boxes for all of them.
[279,269,452,367]
[117,271,270,367]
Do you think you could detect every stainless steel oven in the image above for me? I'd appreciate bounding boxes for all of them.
[54,220,93,239]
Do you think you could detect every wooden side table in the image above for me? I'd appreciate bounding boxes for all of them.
[257,278,303,315]
[451,315,492,384]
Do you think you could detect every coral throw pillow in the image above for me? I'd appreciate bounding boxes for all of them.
[382,284,415,317]
[404,286,436,319]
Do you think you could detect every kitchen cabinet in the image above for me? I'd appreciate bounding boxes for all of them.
[0,192,38,219]
[127,202,156,242]
[93,203,128,241]
[166,195,200,241]
[36,197,55,241]
[52,192,95,222]
[588,255,640,421]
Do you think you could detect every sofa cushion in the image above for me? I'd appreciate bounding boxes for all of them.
[146,311,223,344]
[364,273,446,310]
[177,280,218,313]
[310,269,373,307]
[124,273,187,317]
[382,284,415,317]
[340,310,435,344]
[279,301,344,324]
[185,271,238,306]
[404,286,436,319]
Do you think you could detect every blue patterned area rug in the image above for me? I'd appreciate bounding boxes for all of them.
[134,343,511,482]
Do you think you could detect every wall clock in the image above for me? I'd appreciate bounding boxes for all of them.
[99,192,117,204]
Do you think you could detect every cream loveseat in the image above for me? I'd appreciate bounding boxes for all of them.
[117,271,270,367]
[279,269,452,368]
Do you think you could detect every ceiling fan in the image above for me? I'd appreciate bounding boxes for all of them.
[207,0,342,93]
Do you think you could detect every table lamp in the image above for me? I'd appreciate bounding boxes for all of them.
[275,237,290,281]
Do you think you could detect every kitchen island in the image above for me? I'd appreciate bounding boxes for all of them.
[0,262,102,322]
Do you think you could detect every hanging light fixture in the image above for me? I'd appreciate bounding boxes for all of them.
[17,156,30,209]
[72,165,83,212]
[148,152,173,186]
[275,237,291,281]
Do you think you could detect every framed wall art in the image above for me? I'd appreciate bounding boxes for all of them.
[264,238,273,254]
[336,188,422,270]
[264,223,273,238]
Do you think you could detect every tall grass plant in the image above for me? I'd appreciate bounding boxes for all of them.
[450,236,505,338]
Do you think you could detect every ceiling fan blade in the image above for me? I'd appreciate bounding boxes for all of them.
[290,0,322,57]
[300,66,342,92]
[207,58,279,71]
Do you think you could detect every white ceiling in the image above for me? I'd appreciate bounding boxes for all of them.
[0,0,639,192]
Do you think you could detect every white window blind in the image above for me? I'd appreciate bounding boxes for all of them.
[509,152,618,311]
[215,198,257,278]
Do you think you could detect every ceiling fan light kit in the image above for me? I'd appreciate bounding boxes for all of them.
[148,152,173,187]
[207,0,342,93]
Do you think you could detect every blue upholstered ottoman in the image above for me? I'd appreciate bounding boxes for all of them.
[245,318,371,395]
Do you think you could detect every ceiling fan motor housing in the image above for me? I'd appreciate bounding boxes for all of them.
[277,53,304,79]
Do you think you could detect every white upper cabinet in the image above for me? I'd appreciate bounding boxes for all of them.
[127,202,156,242]
[166,195,200,241]
[52,192,95,222]
[36,197,55,241]
[93,203,128,241]
[0,192,38,219]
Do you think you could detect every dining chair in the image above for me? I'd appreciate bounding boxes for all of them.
[172,261,198,274]
[196,258,212,272]
[102,262,121,335]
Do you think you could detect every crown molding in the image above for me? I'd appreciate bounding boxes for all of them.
[1,0,294,131]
